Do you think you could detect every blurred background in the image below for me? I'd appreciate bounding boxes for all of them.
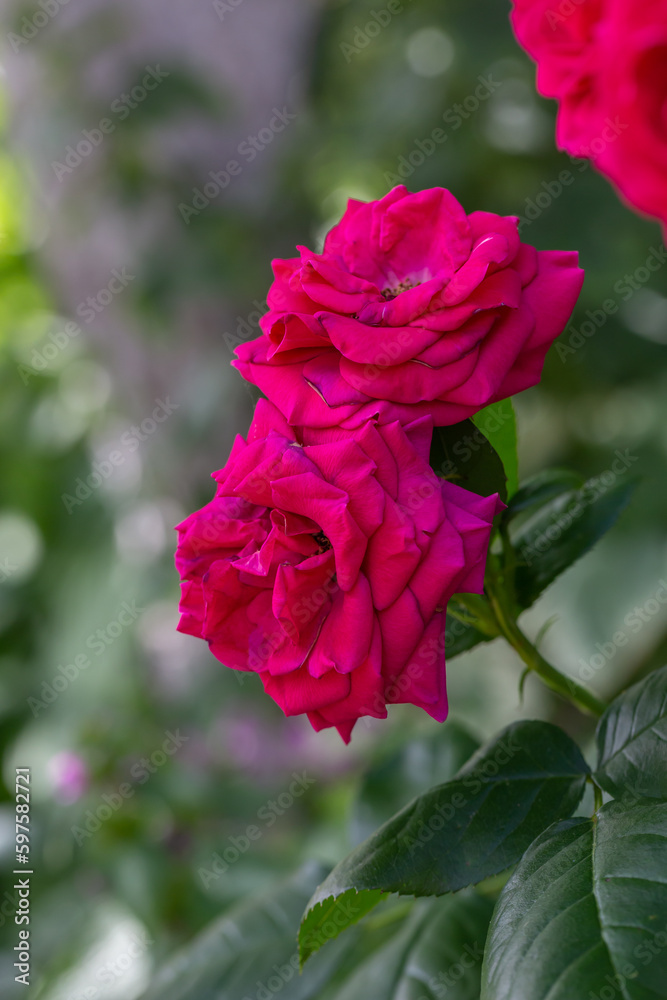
[0,0,666,996]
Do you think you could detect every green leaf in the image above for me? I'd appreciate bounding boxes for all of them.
[482,800,667,1000]
[299,721,588,964]
[503,468,583,519]
[445,600,497,659]
[300,889,387,968]
[137,862,348,1000]
[511,474,637,608]
[595,663,667,801]
[472,400,519,499]
[323,891,494,1000]
[430,418,508,502]
[350,721,480,845]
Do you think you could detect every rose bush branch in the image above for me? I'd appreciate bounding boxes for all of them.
[485,576,607,718]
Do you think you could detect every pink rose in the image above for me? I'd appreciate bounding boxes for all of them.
[510,0,667,229]
[175,399,503,742]
[234,186,583,429]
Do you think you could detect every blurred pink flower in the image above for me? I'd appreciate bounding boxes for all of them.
[511,0,667,231]
[49,751,89,804]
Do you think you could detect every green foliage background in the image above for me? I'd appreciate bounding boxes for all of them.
[0,0,666,996]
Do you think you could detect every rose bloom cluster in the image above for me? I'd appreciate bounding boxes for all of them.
[510,0,667,232]
[176,186,583,741]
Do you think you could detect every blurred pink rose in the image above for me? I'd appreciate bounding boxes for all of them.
[511,0,667,229]
[234,186,583,429]
[175,399,503,742]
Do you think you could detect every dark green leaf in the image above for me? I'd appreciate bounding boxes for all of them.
[350,721,480,845]
[300,721,588,963]
[138,862,348,1000]
[430,419,508,502]
[482,800,667,1000]
[511,474,637,608]
[472,400,519,499]
[503,468,583,519]
[595,663,667,801]
[324,891,494,1000]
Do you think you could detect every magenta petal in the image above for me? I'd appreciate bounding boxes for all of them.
[407,516,466,622]
[308,574,374,676]
[245,398,296,443]
[378,588,426,685]
[320,312,439,366]
[271,472,367,591]
[272,551,334,637]
[303,439,385,537]
[364,500,422,610]
[400,414,434,466]
[340,349,479,404]
[265,314,329,358]
[261,663,351,716]
[302,351,371,407]
[389,612,448,722]
[300,253,379,312]
[440,482,505,595]
[222,436,314,507]
[443,305,535,408]
[309,621,385,728]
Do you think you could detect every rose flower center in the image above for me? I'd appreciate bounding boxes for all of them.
[381,280,418,300]
[312,530,332,553]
